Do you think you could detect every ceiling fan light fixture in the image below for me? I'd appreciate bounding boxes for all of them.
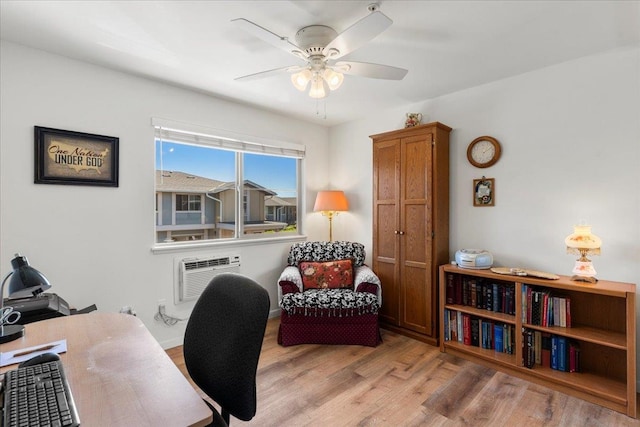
[309,75,327,98]
[323,68,344,91]
[291,69,312,91]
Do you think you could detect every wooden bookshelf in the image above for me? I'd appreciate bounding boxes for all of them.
[439,264,636,418]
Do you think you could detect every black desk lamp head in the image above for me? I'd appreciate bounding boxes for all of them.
[1,253,51,343]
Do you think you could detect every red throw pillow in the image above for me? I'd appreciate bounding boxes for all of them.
[279,281,300,295]
[299,259,353,290]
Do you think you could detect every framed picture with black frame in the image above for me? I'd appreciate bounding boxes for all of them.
[34,126,119,187]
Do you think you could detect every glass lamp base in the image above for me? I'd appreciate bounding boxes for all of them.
[0,323,25,343]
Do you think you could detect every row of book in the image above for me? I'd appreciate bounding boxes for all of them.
[523,329,580,372]
[444,309,515,354]
[445,274,516,315]
[522,285,572,327]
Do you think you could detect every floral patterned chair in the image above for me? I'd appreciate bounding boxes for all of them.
[277,241,382,347]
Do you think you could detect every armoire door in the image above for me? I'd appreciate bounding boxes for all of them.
[399,133,434,335]
[372,138,400,325]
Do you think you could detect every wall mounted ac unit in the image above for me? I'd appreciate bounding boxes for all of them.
[176,254,241,303]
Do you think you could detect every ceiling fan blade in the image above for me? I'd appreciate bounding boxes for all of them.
[322,11,392,60]
[232,18,308,59]
[235,65,306,82]
[335,61,408,80]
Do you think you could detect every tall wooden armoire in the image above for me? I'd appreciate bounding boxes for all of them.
[371,122,451,345]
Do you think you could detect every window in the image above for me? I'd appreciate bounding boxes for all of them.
[153,119,304,245]
[176,194,201,211]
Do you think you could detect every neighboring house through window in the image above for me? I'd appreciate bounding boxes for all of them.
[153,119,304,245]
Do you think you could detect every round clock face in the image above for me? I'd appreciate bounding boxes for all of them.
[467,136,501,168]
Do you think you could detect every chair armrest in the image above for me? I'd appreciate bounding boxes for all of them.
[354,265,382,305]
[277,266,303,302]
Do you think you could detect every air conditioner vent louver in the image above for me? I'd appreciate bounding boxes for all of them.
[176,254,240,303]
[183,257,231,270]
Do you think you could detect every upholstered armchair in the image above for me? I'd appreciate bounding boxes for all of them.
[277,241,382,347]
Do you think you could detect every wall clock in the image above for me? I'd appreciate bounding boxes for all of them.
[467,136,501,168]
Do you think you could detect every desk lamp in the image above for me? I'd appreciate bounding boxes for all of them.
[565,224,601,283]
[314,190,349,241]
[1,253,51,343]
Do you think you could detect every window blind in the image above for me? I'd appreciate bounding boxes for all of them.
[152,117,305,159]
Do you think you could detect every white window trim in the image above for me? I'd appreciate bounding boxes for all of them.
[152,118,305,252]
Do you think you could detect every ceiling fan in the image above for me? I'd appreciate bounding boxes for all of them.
[232,3,408,98]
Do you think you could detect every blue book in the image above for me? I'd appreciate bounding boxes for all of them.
[557,337,567,371]
[551,335,558,370]
[494,324,503,353]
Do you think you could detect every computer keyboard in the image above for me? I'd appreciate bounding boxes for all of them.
[2,359,80,427]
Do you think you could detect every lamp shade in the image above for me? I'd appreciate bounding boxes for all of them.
[314,191,349,212]
[6,254,51,298]
[565,224,601,255]
[1,253,51,343]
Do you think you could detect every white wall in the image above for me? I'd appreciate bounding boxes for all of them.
[0,41,331,348]
[2,40,639,374]
[330,46,640,380]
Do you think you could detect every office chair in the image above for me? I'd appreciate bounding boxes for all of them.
[184,273,270,427]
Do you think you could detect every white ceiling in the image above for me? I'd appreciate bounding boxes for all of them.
[1,1,639,127]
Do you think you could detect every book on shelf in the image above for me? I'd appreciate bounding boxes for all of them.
[541,333,551,368]
[494,323,503,353]
[569,341,580,372]
[534,331,542,365]
[557,336,568,372]
[463,313,471,345]
[470,279,477,308]
[471,317,480,346]
[522,287,572,328]
[551,335,558,370]
[446,275,454,304]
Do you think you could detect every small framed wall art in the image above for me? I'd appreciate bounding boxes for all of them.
[473,177,494,207]
[34,126,119,187]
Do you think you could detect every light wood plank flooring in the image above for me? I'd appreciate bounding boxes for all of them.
[167,318,640,426]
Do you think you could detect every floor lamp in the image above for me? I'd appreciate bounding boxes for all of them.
[1,254,52,343]
[314,190,349,241]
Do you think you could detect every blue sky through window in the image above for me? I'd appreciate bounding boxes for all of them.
[156,141,297,197]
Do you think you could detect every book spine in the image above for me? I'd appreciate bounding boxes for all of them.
[485,282,492,311]
[534,331,542,365]
[462,277,469,306]
[444,309,449,341]
[494,323,503,353]
[559,297,567,328]
[471,317,480,347]
[557,336,567,372]
[551,335,558,370]
[541,333,551,368]
[457,311,463,343]
[446,275,454,304]
[553,297,560,327]
[569,341,577,372]
[463,314,471,345]
[470,279,477,308]
[566,298,571,328]
[454,275,463,305]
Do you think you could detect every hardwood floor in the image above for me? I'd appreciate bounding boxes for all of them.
[167,318,640,426]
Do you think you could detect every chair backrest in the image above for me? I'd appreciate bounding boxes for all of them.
[184,273,270,422]
[286,241,366,267]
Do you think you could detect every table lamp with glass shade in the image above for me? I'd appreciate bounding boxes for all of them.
[1,253,52,343]
[314,190,349,241]
[565,224,602,283]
